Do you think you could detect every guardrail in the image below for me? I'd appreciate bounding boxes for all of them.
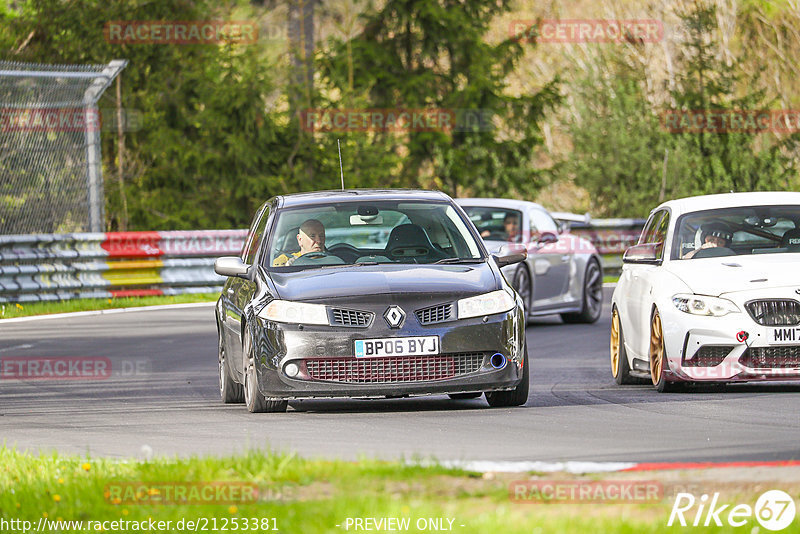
[569,218,646,277]
[0,220,644,303]
[0,230,246,303]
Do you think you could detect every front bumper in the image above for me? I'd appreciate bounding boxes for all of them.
[661,305,800,382]
[251,307,525,399]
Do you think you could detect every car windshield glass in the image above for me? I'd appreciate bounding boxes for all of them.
[672,205,800,260]
[461,207,523,243]
[266,200,483,270]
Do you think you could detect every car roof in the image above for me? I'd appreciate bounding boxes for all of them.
[455,198,547,211]
[655,192,800,218]
[277,189,452,208]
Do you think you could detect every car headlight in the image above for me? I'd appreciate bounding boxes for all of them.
[457,290,516,319]
[672,294,740,317]
[257,300,329,325]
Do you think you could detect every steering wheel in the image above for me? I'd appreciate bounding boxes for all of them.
[291,251,346,266]
[484,231,509,241]
[692,246,736,259]
[327,243,362,263]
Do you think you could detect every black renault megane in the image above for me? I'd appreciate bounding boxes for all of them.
[214,189,529,412]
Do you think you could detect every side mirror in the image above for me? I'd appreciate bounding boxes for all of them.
[538,231,558,245]
[493,245,527,267]
[215,256,250,278]
[622,243,662,265]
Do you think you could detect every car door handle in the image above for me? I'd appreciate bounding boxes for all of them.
[561,255,570,261]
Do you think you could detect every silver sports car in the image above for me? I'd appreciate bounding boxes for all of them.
[456,198,603,323]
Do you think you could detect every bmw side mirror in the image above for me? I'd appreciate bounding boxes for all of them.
[215,256,250,278]
[622,243,662,265]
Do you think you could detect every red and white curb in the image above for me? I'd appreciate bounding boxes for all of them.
[435,459,800,474]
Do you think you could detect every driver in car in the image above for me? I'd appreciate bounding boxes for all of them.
[273,219,326,266]
[682,222,732,259]
[482,213,521,242]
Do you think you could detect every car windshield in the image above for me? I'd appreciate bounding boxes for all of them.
[672,205,800,260]
[461,207,523,243]
[266,200,483,269]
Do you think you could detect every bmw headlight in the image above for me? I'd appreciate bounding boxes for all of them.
[457,290,516,319]
[672,294,740,317]
[258,300,329,325]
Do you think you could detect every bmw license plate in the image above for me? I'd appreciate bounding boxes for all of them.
[354,336,439,358]
[768,326,800,345]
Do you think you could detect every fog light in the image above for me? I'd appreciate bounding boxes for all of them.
[284,363,300,378]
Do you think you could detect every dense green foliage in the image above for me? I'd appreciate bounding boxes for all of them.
[563,3,800,217]
[1,0,798,228]
[2,0,555,230]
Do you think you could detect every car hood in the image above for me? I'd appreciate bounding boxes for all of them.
[268,263,498,302]
[665,254,800,297]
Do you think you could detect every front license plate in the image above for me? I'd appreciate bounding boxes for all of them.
[768,326,800,345]
[354,336,439,358]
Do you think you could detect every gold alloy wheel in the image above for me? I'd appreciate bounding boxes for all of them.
[649,310,664,385]
[610,308,620,378]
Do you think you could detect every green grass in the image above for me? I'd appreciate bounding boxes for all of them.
[0,293,218,320]
[603,274,620,284]
[0,447,768,533]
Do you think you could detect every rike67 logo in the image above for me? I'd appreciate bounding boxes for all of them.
[669,490,796,531]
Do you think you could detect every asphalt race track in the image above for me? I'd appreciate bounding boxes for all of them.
[2,291,800,464]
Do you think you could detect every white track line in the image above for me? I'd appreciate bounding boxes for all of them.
[422,460,637,474]
[0,301,216,324]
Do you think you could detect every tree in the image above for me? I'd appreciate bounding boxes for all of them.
[2,0,293,230]
[319,0,559,198]
[666,1,799,195]
[565,48,668,217]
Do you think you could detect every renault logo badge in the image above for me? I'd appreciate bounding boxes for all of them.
[384,306,405,328]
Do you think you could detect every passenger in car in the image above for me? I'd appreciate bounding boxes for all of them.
[273,219,326,266]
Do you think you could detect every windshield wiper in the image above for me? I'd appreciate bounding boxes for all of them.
[432,257,485,264]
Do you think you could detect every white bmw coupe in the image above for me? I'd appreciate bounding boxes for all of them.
[611,192,800,392]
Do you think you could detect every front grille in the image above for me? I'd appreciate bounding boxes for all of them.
[415,303,453,325]
[745,299,800,326]
[684,346,733,367]
[740,347,800,368]
[305,353,485,383]
[330,308,373,327]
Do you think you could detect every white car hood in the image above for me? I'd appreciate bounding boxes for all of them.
[664,254,800,297]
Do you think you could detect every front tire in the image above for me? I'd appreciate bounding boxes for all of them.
[610,307,639,385]
[650,309,682,393]
[219,331,244,404]
[243,327,288,413]
[561,259,603,324]
[485,346,530,407]
[512,265,532,320]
